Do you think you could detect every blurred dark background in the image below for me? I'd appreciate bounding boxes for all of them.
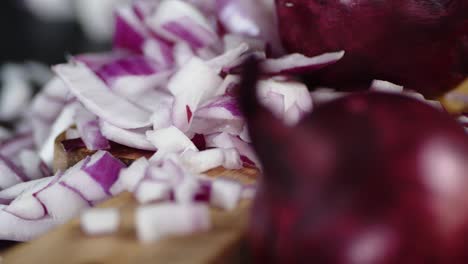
[0,0,109,65]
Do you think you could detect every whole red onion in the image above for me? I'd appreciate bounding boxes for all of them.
[276,0,468,97]
[240,59,468,263]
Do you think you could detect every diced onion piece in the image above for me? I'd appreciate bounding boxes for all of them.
[174,177,200,203]
[135,181,172,204]
[207,43,249,73]
[35,182,90,220]
[0,210,59,241]
[205,132,259,166]
[257,78,313,125]
[29,77,69,147]
[60,170,108,202]
[145,0,216,49]
[111,157,149,194]
[114,5,148,53]
[147,126,197,160]
[39,102,79,165]
[167,57,222,131]
[181,148,241,173]
[210,178,242,211]
[0,155,28,189]
[54,63,152,129]
[81,208,120,236]
[75,106,110,151]
[0,176,53,204]
[173,42,195,67]
[143,39,174,68]
[18,150,48,180]
[222,148,242,170]
[100,121,156,151]
[82,151,126,195]
[216,0,282,54]
[370,80,404,93]
[310,88,348,105]
[217,74,240,96]
[136,203,210,243]
[4,173,58,220]
[260,51,344,75]
[65,128,80,139]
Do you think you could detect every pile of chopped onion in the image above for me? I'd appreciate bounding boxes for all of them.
[0,0,464,242]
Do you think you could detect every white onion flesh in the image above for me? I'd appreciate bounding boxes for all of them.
[80,208,120,235]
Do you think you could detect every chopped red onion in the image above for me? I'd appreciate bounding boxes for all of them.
[181,149,226,173]
[191,95,245,135]
[100,121,155,151]
[60,170,109,203]
[174,176,201,203]
[82,151,126,195]
[5,174,55,220]
[136,203,210,243]
[54,63,152,129]
[173,42,196,66]
[205,132,259,167]
[216,0,282,55]
[147,126,198,160]
[39,102,79,164]
[29,77,70,147]
[145,0,217,50]
[257,78,313,125]
[35,179,90,219]
[0,177,53,205]
[0,64,34,121]
[0,211,60,241]
[167,57,222,131]
[80,208,119,236]
[110,157,149,195]
[210,178,242,211]
[370,80,404,93]
[0,132,35,158]
[18,150,49,181]
[114,5,148,53]
[75,106,110,151]
[135,181,172,204]
[310,88,348,105]
[142,39,175,68]
[207,43,249,73]
[65,128,80,140]
[260,51,345,75]
[0,155,29,190]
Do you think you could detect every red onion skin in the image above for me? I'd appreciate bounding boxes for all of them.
[276,0,468,97]
[239,58,468,263]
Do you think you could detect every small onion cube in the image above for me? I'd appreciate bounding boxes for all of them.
[136,203,210,243]
[80,208,119,236]
[135,181,172,204]
[111,157,149,193]
[174,177,200,204]
[210,179,242,211]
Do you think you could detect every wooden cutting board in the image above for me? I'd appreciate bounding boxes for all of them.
[1,167,258,264]
[2,134,259,263]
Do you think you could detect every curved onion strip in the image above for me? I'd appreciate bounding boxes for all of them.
[54,63,152,129]
[260,51,344,75]
[100,121,156,151]
[75,106,110,151]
